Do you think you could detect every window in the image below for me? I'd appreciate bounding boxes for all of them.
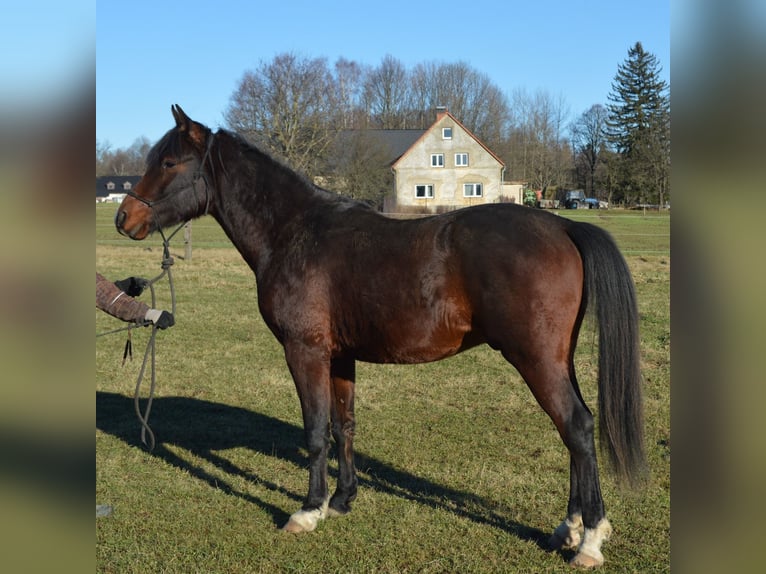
[455,153,469,167]
[430,154,444,167]
[463,183,483,197]
[123,182,132,190]
[442,127,452,140]
[415,184,434,199]
[106,182,115,191]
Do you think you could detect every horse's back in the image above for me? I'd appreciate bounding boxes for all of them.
[316,203,583,364]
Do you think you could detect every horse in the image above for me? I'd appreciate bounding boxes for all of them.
[115,105,644,568]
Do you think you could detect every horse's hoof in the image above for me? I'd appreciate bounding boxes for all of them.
[281,502,328,533]
[282,517,311,533]
[569,552,604,569]
[568,517,610,568]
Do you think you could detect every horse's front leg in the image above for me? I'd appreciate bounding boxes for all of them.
[328,357,357,516]
[281,341,332,533]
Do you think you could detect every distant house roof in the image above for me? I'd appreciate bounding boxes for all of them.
[392,110,505,169]
[366,129,426,165]
[96,175,141,197]
[332,129,426,168]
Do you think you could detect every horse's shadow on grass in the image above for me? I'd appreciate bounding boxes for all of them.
[96,392,551,550]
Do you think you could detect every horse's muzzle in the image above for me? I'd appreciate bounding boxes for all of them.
[114,206,150,240]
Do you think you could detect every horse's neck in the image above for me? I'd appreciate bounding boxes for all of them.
[211,157,317,278]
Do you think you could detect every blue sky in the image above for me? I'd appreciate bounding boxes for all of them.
[1,3,93,106]
[97,0,669,150]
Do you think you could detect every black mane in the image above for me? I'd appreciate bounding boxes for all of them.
[216,128,372,211]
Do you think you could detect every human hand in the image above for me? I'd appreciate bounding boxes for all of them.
[144,309,175,329]
[114,276,150,297]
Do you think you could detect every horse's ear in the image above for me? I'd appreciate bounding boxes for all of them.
[172,104,190,130]
[172,104,207,149]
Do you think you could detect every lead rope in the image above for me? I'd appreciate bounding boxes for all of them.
[132,220,186,450]
[104,132,214,449]
[96,220,185,450]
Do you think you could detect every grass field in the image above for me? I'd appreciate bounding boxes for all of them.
[96,204,670,573]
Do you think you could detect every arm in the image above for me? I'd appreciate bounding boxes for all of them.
[96,272,174,328]
[96,272,150,323]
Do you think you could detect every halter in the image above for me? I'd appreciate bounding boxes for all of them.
[125,130,216,219]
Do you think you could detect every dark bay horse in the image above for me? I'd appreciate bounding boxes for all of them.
[116,105,644,568]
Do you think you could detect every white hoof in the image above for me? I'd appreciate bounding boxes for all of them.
[569,552,603,569]
[570,518,612,569]
[281,499,329,533]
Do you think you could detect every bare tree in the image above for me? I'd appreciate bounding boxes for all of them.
[506,88,572,194]
[363,55,410,129]
[96,136,151,175]
[224,53,339,176]
[408,61,510,148]
[325,130,393,209]
[407,61,437,129]
[96,139,111,176]
[334,58,368,129]
[571,104,609,197]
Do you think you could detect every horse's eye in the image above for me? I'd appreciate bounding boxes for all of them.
[162,160,177,169]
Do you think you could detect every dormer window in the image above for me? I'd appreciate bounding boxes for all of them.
[442,127,452,140]
[106,182,115,191]
[123,182,132,190]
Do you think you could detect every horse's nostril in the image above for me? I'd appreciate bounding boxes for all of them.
[115,209,126,230]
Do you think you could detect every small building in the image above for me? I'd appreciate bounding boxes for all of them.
[385,110,507,213]
[96,176,140,203]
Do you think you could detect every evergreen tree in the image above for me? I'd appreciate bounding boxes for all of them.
[607,42,670,206]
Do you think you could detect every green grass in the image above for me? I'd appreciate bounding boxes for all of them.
[96,205,669,573]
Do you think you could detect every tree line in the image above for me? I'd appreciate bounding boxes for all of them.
[97,43,669,208]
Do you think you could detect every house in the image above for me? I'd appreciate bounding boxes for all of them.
[96,175,140,203]
[385,110,520,213]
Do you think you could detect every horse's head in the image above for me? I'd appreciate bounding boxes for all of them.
[115,105,214,240]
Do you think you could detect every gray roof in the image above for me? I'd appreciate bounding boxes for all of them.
[366,130,426,164]
[96,175,141,197]
[334,129,426,167]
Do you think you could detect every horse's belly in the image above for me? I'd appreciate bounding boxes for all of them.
[352,324,479,365]
[337,286,476,364]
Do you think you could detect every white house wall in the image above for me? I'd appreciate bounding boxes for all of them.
[391,112,505,212]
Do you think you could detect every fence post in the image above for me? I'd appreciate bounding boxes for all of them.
[184,222,192,261]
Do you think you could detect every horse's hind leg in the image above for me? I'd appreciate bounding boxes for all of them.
[550,459,584,550]
[513,359,611,568]
[328,357,358,516]
[551,428,613,568]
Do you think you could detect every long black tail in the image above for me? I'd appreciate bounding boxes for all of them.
[567,221,646,487]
